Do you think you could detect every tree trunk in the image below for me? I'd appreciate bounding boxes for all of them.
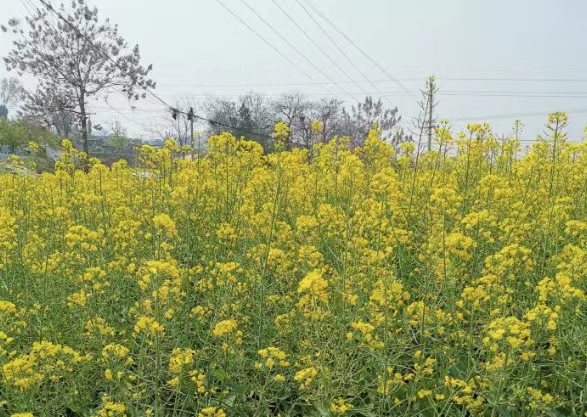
[77,91,90,172]
[79,91,89,156]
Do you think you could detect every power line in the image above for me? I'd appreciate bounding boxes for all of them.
[274,0,370,100]
[270,0,369,101]
[441,77,587,83]
[93,90,587,99]
[92,103,274,141]
[235,0,347,100]
[147,79,425,89]
[438,92,587,99]
[131,76,587,90]
[450,108,587,123]
[302,0,411,94]
[19,0,35,18]
[97,102,159,133]
[25,0,58,28]
[193,114,273,141]
[293,0,389,101]
[214,0,339,99]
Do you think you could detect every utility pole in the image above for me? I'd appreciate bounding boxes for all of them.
[187,107,195,149]
[424,76,438,152]
[513,120,523,142]
[177,112,181,146]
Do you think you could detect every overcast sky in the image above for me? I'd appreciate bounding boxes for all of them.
[2,0,587,142]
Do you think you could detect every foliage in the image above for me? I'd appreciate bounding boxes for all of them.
[108,121,130,155]
[0,114,586,416]
[0,118,27,152]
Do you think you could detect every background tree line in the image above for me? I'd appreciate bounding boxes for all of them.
[201,92,407,152]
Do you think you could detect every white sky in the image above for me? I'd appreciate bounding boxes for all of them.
[2,0,587,142]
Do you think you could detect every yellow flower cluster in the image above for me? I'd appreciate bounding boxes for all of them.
[94,395,126,417]
[294,366,318,390]
[330,397,353,414]
[3,341,90,390]
[133,316,165,337]
[257,346,289,369]
[212,319,237,338]
[197,407,226,417]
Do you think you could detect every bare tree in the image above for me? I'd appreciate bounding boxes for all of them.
[202,97,239,136]
[272,92,307,127]
[3,0,155,158]
[240,92,274,134]
[341,97,400,147]
[202,93,274,149]
[272,92,311,148]
[20,82,78,138]
[154,98,205,147]
[0,77,25,107]
[311,98,344,144]
[199,92,403,152]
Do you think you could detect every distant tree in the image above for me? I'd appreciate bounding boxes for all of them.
[3,0,155,158]
[272,92,311,148]
[203,98,239,136]
[273,93,307,127]
[0,118,27,153]
[20,84,78,139]
[203,94,274,150]
[240,93,274,135]
[240,93,275,150]
[234,103,257,139]
[341,97,400,147]
[159,99,204,147]
[108,121,130,156]
[0,77,26,119]
[17,119,58,149]
[55,118,77,140]
[311,98,344,144]
[0,77,25,107]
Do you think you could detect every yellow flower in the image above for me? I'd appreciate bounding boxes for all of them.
[297,270,328,301]
[133,316,165,337]
[168,348,196,374]
[212,319,238,338]
[95,395,126,417]
[272,122,290,141]
[330,398,353,414]
[294,366,318,390]
[311,120,324,136]
[153,213,178,238]
[198,407,226,417]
